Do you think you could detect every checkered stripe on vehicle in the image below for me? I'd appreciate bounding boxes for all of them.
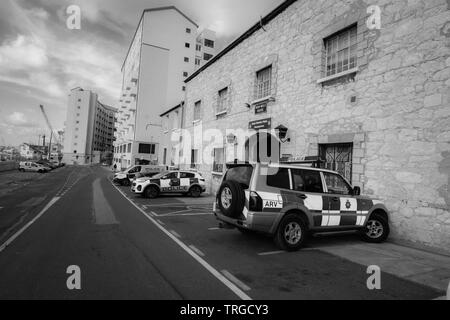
[257,191,373,227]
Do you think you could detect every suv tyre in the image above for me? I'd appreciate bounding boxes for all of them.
[144,185,160,199]
[275,214,308,251]
[360,213,390,243]
[218,180,245,218]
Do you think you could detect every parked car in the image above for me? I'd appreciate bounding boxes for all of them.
[130,170,163,184]
[37,160,57,170]
[132,170,206,198]
[214,162,390,251]
[50,160,64,168]
[113,165,168,186]
[19,161,51,173]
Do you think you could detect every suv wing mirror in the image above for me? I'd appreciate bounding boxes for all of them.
[353,186,361,196]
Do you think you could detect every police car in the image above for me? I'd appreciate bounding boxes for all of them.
[132,170,206,199]
[214,162,390,251]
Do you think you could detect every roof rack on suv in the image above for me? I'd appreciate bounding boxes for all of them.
[280,156,325,168]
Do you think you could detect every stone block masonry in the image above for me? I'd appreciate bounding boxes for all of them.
[182,0,450,251]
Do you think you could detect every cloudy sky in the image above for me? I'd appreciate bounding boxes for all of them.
[0,0,284,147]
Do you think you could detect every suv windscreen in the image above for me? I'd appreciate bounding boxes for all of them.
[225,166,253,188]
[291,169,323,193]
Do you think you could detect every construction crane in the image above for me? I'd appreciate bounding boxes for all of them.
[39,105,56,160]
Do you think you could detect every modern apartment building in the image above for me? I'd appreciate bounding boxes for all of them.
[195,29,217,69]
[63,88,116,165]
[113,6,216,170]
[181,0,450,250]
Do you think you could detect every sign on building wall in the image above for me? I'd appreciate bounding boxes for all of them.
[249,118,272,130]
[255,103,268,114]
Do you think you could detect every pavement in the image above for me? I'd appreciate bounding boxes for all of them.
[0,165,448,300]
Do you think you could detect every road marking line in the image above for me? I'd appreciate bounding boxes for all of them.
[111,182,252,301]
[0,197,61,253]
[169,230,181,238]
[158,212,213,217]
[221,270,251,292]
[258,251,285,256]
[189,245,205,257]
[208,227,221,231]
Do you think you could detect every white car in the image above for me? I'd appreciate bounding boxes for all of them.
[113,165,167,186]
[132,171,206,198]
[19,162,50,173]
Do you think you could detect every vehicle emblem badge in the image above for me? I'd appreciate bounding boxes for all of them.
[346,200,351,209]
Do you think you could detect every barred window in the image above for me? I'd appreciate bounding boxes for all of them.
[194,101,201,121]
[217,87,228,114]
[255,66,272,99]
[325,26,357,77]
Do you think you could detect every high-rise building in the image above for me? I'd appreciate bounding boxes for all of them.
[195,29,217,70]
[114,6,216,170]
[63,88,117,165]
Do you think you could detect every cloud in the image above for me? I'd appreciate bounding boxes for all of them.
[4,112,39,128]
[0,35,48,69]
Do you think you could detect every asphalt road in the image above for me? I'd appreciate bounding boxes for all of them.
[0,166,443,300]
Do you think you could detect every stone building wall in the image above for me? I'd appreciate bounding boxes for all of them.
[182,0,450,250]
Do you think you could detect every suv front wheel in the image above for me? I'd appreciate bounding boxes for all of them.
[360,213,390,243]
[275,214,308,252]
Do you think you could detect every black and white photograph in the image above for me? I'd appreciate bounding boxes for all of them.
[0,0,449,305]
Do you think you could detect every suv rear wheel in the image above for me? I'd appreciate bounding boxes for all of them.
[217,180,245,218]
[275,214,308,251]
[190,186,202,198]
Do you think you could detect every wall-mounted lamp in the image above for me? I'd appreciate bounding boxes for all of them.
[227,133,237,145]
[276,125,291,143]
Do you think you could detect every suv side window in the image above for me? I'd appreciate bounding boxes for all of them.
[162,172,178,180]
[266,168,290,190]
[180,172,195,179]
[323,172,352,195]
[291,169,323,193]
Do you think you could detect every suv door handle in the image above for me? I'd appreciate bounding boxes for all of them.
[297,194,308,200]
[332,197,339,202]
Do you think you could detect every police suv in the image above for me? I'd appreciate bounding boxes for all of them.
[132,170,206,198]
[214,162,390,251]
